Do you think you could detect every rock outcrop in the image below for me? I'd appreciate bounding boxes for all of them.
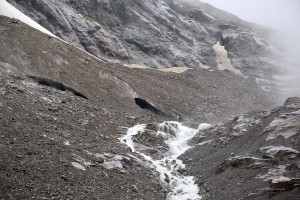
[7,0,282,82]
[182,97,300,199]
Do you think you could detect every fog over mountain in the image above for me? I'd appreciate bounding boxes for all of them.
[201,0,300,98]
[201,0,300,33]
[202,1,300,60]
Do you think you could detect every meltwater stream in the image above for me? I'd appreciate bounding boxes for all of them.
[120,121,211,200]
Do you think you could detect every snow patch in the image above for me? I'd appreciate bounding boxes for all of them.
[0,1,58,38]
[123,63,191,73]
[158,67,191,73]
[0,1,108,66]
[71,162,86,171]
[212,41,243,76]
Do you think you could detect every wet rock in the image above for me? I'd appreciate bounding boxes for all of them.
[263,116,300,140]
[93,157,105,164]
[259,146,299,160]
[216,156,272,174]
[270,178,300,196]
[132,128,168,148]
[164,173,170,184]
[284,97,300,106]
[145,123,157,131]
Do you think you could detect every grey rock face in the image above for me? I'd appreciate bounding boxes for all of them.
[7,0,281,80]
[182,97,300,199]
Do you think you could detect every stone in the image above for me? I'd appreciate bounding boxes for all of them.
[0,86,7,95]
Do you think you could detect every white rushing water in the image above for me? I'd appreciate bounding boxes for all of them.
[120,121,211,200]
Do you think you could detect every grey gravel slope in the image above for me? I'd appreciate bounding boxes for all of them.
[0,15,280,199]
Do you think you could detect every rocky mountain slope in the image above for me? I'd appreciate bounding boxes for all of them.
[7,0,283,81]
[0,14,275,124]
[0,14,274,199]
[130,98,300,199]
[182,96,300,199]
[1,0,299,199]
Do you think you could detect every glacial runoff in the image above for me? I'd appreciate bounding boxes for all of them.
[120,121,211,200]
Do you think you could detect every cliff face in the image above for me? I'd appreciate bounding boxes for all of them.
[7,0,282,80]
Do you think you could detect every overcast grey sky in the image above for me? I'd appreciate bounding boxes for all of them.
[201,0,300,33]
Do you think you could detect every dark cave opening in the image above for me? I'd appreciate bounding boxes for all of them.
[28,76,88,99]
[134,98,168,116]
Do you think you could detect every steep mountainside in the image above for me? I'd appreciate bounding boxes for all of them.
[182,97,300,199]
[1,0,299,199]
[0,14,276,200]
[7,0,283,82]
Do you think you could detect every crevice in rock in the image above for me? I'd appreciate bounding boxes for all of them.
[134,98,167,116]
[28,76,88,99]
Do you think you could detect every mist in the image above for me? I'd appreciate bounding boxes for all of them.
[200,0,300,33]
[199,0,300,99]
[200,0,300,60]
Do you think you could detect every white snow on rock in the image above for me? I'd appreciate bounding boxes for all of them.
[103,155,125,169]
[256,165,286,180]
[212,41,243,76]
[0,0,58,39]
[256,165,291,184]
[271,176,291,183]
[86,151,130,170]
[120,121,211,200]
[64,140,70,146]
[0,1,109,65]
[197,140,213,146]
[71,162,86,171]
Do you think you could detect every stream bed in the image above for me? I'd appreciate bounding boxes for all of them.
[120,121,211,200]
